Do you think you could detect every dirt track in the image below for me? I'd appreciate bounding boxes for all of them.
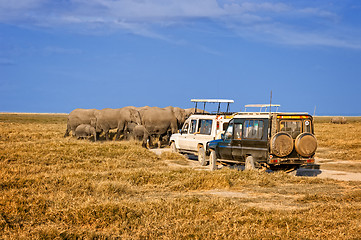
[150,148,361,182]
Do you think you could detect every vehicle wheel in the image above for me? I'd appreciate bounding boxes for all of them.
[170,141,177,153]
[295,133,317,157]
[209,150,217,171]
[245,156,255,170]
[198,146,207,166]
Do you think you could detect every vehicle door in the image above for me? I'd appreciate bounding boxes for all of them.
[217,119,234,160]
[231,120,243,162]
[189,119,214,151]
[238,119,268,161]
[177,119,191,150]
[186,119,199,151]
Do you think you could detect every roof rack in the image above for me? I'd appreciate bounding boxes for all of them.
[191,99,234,114]
[244,104,280,112]
[191,99,234,103]
[233,111,311,119]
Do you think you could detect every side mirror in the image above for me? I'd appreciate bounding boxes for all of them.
[221,133,225,140]
[225,132,232,140]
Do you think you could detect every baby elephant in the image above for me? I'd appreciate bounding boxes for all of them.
[131,125,149,148]
[75,124,97,141]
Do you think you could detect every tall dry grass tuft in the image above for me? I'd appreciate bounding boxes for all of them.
[0,114,360,239]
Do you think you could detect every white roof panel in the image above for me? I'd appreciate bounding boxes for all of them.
[191,99,234,103]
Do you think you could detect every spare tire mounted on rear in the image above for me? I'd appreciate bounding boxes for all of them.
[295,133,317,157]
[271,132,294,157]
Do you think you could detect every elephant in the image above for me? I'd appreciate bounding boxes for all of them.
[125,122,149,147]
[64,108,100,137]
[75,124,97,141]
[126,122,138,136]
[131,124,149,147]
[95,107,141,141]
[184,108,209,117]
[138,107,178,147]
[165,106,187,129]
[331,117,347,124]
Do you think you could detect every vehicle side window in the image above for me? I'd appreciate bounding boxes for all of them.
[304,120,311,133]
[234,123,242,139]
[224,121,233,140]
[199,119,213,135]
[222,122,229,131]
[182,122,189,133]
[243,120,264,139]
[189,120,197,134]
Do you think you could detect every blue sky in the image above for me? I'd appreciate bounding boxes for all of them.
[1,0,361,115]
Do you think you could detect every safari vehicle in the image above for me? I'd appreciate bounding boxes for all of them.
[170,99,234,166]
[207,104,317,171]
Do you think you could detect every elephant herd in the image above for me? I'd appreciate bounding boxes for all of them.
[64,106,197,147]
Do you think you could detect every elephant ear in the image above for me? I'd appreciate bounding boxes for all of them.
[174,110,181,120]
[130,109,141,124]
[90,118,96,127]
[171,107,183,120]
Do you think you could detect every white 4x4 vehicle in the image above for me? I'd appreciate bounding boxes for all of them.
[170,99,234,166]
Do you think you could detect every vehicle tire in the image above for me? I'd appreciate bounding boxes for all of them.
[209,150,217,171]
[170,141,177,153]
[295,133,317,157]
[270,132,294,157]
[198,146,207,166]
[245,156,255,170]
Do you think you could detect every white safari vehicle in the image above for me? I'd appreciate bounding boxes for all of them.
[169,99,234,166]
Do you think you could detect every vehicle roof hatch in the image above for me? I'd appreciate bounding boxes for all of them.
[244,104,281,113]
[191,99,234,114]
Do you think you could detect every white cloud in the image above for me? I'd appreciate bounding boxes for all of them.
[230,22,361,50]
[297,7,337,19]
[43,46,83,55]
[0,0,360,50]
[114,20,170,40]
[0,0,45,22]
[0,0,44,10]
[238,2,289,13]
[102,0,224,19]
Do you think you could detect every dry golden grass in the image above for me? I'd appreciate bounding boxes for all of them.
[0,114,361,239]
[314,119,361,160]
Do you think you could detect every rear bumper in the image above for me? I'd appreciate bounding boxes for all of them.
[268,157,315,165]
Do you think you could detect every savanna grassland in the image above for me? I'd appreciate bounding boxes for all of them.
[314,116,361,172]
[0,114,360,239]
[314,116,361,160]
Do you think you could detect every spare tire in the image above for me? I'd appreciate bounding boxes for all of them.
[295,133,317,157]
[271,132,294,157]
